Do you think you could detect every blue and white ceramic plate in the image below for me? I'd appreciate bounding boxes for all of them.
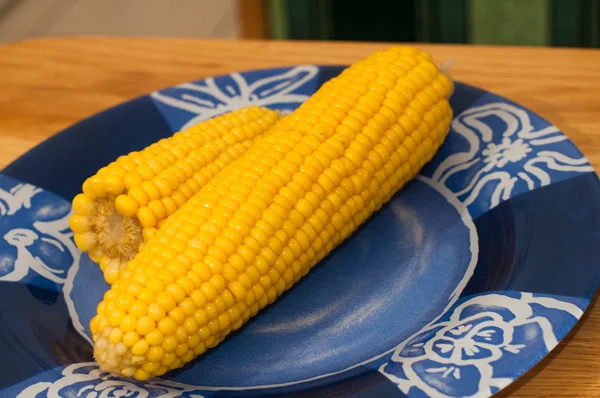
[1,65,599,398]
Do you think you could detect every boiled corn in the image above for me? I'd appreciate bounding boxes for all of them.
[90,46,454,380]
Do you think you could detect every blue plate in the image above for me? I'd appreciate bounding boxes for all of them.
[1,65,599,398]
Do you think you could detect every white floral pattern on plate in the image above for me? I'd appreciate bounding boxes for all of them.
[0,182,41,216]
[0,175,90,344]
[150,66,319,130]
[0,179,77,285]
[427,102,593,218]
[379,292,585,398]
[16,363,205,398]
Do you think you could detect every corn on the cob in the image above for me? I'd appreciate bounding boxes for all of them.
[90,46,454,380]
[69,106,280,284]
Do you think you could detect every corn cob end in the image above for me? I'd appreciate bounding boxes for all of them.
[71,195,143,283]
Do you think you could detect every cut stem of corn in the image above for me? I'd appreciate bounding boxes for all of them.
[90,46,454,380]
[70,106,280,284]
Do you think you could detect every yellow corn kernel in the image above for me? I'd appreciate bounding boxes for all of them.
[91,45,454,380]
[70,106,280,284]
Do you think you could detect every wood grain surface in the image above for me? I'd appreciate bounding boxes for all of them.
[1,37,599,397]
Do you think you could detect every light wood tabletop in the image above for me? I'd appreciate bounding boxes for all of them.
[1,37,600,397]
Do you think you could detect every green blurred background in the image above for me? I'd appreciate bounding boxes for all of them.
[266,0,600,47]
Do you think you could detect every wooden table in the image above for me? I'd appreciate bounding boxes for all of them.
[1,37,600,397]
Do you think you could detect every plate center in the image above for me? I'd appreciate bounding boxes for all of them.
[71,178,476,389]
